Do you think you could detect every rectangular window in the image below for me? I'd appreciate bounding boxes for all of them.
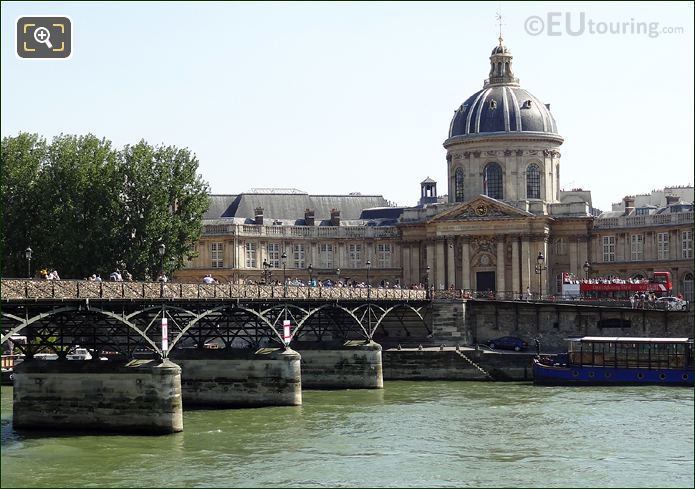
[657,232,669,260]
[293,243,305,269]
[245,242,257,268]
[377,243,392,268]
[267,243,280,269]
[602,236,615,262]
[349,243,362,268]
[630,234,644,261]
[319,243,334,269]
[683,230,693,259]
[210,242,224,269]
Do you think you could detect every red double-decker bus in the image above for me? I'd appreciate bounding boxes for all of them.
[561,271,672,300]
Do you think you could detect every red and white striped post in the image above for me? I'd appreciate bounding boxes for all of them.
[283,319,291,345]
[161,316,168,356]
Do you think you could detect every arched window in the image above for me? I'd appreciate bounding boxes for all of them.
[683,273,694,302]
[483,163,503,199]
[455,168,465,202]
[526,164,541,199]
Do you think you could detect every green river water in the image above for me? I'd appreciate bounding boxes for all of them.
[1,382,693,487]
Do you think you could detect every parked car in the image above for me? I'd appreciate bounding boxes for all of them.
[485,336,528,352]
[655,296,688,311]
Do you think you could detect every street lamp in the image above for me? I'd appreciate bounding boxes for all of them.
[281,251,287,297]
[308,264,313,287]
[262,259,271,284]
[336,267,341,285]
[583,261,591,280]
[535,250,547,300]
[425,265,431,299]
[24,247,33,279]
[366,260,371,298]
[158,243,166,280]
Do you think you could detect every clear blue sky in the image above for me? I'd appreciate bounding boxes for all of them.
[2,1,693,212]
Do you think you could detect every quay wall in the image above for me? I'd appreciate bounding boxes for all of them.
[170,348,302,407]
[294,341,383,389]
[12,359,183,434]
[382,348,533,381]
[432,300,695,351]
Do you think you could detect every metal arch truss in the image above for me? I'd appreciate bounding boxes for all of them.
[1,299,431,359]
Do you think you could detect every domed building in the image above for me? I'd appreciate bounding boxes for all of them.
[178,37,693,302]
[398,37,592,295]
[445,37,563,210]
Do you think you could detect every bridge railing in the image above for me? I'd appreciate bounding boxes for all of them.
[0,279,427,301]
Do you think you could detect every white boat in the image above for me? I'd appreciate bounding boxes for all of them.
[66,347,93,361]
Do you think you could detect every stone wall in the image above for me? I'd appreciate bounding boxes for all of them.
[13,359,182,434]
[170,348,301,407]
[432,299,695,352]
[294,341,383,389]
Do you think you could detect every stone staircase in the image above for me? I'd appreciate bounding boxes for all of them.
[454,349,495,381]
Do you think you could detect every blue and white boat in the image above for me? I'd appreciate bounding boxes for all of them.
[533,336,694,386]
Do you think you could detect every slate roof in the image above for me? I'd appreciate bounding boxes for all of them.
[203,193,391,221]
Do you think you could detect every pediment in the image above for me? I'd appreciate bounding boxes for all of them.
[428,195,534,223]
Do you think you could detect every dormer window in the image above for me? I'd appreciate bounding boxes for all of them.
[489,99,497,109]
[523,100,533,109]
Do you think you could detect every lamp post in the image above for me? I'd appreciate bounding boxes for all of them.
[158,243,166,280]
[366,260,371,298]
[583,261,591,281]
[336,267,341,286]
[281,251,287,297]
[534,250,547,300]
[307,264,313,287]
[425,265,431,299]
[25,247,32,279]
[263,259,271,284]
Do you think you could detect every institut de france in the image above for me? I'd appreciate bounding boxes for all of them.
[174,37,694,301]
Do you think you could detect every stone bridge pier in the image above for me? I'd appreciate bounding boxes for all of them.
[293,340,383,389]
[12,359,183,434]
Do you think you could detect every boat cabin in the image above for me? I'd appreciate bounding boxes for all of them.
[566,337,693,370]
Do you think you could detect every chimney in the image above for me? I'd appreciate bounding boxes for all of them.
[304,208,315,226]
[330,208,341,226]
[665,195,680,206]
[623,196,635,216]
[254,207,264,225]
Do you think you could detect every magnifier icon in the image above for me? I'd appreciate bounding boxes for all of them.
[33,27,53,49]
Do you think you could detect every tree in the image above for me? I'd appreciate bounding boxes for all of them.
[1,133,210,279]
[117,141,210,279]
[1,133,47,277]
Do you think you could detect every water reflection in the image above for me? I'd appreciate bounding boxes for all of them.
[2,383,693,488]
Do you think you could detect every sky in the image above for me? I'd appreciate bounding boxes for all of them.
[2,1,693,212]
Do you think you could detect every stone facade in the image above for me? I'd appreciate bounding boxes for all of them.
[174,38,694,301]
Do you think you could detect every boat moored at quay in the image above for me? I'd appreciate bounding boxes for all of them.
[533,337,694,386]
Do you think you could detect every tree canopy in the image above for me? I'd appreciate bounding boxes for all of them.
[1,133,210,280]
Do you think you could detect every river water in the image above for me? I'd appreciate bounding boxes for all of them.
[1,382,693,488]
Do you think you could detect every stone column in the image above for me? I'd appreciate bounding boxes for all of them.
[461,239,471,290]
[411,244,421,285]
[577,237,588,278]
[511,238,520,297]
[435,240,446,290]
[568,239,577,278]
[402,245,411,286]
[521,238,531,293]
[426,242,435,287]
[447,239,456,289]
[496,239,505,294]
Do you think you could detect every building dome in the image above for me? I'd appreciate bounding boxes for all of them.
[448,86,558,137]
[447,37,559,139]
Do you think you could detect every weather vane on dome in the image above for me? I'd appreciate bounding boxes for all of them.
[496,11,505,43]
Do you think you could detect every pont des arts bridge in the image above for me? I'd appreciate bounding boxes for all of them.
[2,280,691,435]
[0,279,430,434]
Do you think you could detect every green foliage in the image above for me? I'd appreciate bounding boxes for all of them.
[1,133,210,279]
